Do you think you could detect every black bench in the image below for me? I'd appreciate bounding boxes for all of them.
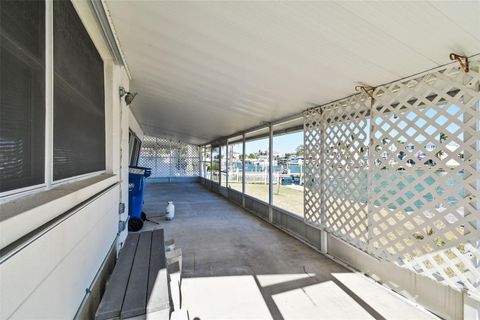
[96,229,170,320]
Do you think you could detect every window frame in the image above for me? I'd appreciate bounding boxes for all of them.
[211,145,220,183]
[0,0,107,200]
[271,128,305,217]
[0,0,46,197]
[129,130,142,166]
[226,141,243,191]
[243,135,270,203]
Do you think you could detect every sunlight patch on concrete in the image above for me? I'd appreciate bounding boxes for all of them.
[273,280,374,320]
[332,273,438,320]
[256,273,311,288]
[182,275,273,320]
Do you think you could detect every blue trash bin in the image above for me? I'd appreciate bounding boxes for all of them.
[281,176,293,185]
[128,166,152,231]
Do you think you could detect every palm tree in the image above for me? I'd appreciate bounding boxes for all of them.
[296,145,304,156]
[435,132,448,159]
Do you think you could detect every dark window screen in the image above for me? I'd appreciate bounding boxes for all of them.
[130,137,141,166]
[0,1,45,193]
[53,0,105,180]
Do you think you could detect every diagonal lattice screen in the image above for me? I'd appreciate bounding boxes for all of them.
[138,136,200,177]
[304,107,323,228]
[304,57,480,294]
[304,96,371,249]
[370,60,480,292]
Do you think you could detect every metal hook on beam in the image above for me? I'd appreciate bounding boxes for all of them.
[355,85,375,106]
[450,53,469,73]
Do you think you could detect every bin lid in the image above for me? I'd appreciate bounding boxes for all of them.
[129,168,145,175]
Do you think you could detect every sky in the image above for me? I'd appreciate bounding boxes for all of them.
[241,131,303,155]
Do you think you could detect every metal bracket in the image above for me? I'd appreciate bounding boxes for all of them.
[119,202,125,214]
[450,53,469,73]
[119,86,127,98]
[118,220,127,234]
[355,85,375,106]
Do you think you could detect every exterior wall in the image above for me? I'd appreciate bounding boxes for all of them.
[1,186,119,319]
[0,1,143,318]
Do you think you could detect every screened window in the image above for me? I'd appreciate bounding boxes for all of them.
[137,136,200,177]
[171,144,199,177]
[220,144,227,187]
[272,130,304,216]
[129,131,141,166]
[245,137,269,203]
[203,145,211,179]
[0,0,45,193]
[227,142,243,192]
[53,0,105,180]
[211,146,220,183]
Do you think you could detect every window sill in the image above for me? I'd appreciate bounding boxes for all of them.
[0,173,119,250]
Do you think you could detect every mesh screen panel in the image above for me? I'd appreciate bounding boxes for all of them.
[53,0,105,180]
[138,136,200,177]
[0,0,45,193]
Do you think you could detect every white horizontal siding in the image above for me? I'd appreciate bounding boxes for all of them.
[0,186,119,320]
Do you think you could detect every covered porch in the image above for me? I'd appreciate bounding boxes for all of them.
[141,182,436,320]
[0,1,479,319]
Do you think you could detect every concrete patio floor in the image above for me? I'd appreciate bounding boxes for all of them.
[142,182,437,320]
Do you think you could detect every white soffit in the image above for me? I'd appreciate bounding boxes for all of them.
[105,1,480,145]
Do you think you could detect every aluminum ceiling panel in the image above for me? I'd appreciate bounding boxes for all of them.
[105,1,480,144]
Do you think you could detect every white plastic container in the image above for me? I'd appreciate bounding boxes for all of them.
[166,201,175,220]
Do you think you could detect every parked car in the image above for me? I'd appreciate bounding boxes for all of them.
[281,176,293,185]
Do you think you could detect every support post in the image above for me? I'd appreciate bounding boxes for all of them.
[320,230,328,254]
[268,123,273,223]
[169,140,172,178]
[210,145,213,182]
[218,144,222,187]
[242,133,246,207]
[154,138,158,177]
[474,79,480,278]
[225,141,229,188]
[200,146,203,178]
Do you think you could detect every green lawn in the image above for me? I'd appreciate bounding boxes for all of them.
[228,183,303,216]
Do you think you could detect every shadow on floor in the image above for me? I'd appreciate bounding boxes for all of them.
[140,182,436,320]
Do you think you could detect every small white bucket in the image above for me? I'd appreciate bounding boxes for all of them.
[166,201,175,220]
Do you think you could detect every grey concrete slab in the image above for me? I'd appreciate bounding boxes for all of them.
[141,183,438,320]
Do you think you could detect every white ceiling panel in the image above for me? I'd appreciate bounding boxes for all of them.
[105,1,480,145]
[428,1,480,44]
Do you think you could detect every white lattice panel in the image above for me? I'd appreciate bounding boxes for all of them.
[304,94,371,249]
[304,107,323,226]
[369,59,480,292]
[304,57,480,295]
[138,136,200,177]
